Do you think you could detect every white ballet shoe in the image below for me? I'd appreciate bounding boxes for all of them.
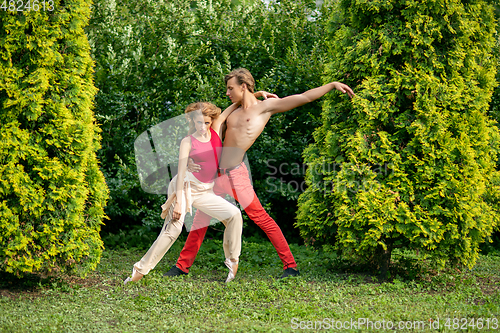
[224,258,239,283]
[124,267,143,285]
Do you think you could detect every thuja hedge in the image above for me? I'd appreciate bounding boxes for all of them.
[0,1,109,275]
[297,0,500,275]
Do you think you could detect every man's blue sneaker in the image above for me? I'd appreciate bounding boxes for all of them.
[163,265,188,277]
[280,267,300,278]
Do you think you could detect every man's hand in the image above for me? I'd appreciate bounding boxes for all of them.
[255,90,279,100]
[332,82,355,98]
[187,158,201,173]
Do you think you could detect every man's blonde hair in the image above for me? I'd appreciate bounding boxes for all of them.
[224,68,255,93]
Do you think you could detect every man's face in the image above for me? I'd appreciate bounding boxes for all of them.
[226,77,245,103]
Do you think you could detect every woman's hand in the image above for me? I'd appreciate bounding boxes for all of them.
[255,90,279,100]
[172,201,182,220]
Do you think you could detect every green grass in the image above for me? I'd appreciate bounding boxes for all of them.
[1,237,499,332]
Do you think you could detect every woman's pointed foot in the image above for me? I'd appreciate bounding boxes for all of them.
[124,268,144,285]
[224,258,239,283]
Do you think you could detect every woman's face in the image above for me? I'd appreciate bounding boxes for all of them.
[193,114,212,136]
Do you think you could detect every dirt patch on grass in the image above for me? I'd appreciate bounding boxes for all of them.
[0,271,113,300]
[0,288,44,300]
[475,275,500,296]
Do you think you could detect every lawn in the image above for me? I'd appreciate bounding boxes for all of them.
[1,236,499,332]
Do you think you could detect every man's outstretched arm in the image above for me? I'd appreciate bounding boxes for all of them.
[265,82,354,115]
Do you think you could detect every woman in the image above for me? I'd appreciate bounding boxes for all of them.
[124,101,243,284]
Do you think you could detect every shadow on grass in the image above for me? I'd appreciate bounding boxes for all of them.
[0,273,68,299]
[0,269,113,300]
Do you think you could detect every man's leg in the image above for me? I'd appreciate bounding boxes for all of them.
[170,210,210,274]
[229,164,298,273]
[244,194,297,269]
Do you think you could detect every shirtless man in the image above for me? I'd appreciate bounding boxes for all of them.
[165,68,354,278]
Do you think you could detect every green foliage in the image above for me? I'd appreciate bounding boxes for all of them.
[297,0,500,273]
[0,0,109,276]
[87,0,325,240]
[101,224,172,250]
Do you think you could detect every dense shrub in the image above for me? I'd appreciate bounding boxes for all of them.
[297,0,500,275]
[0,0,109,276]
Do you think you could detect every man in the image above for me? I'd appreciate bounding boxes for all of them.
[165,68,354,278]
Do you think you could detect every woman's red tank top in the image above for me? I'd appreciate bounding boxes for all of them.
[189,127,222,183]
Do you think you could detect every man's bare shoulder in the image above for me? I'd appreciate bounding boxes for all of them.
[248,99,273,114]
[254,97,287,114]
[227,100,273,122]
[228,101,263,117]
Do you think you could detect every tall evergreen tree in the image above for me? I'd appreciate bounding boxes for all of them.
[297,0,500,276]
[0,0,109,276]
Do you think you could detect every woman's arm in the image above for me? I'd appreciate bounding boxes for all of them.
[172,137,191,220]
[254,90,279,99]
[211,103,240,136]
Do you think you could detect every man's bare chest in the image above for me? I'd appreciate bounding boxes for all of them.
[227,111,267,135]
